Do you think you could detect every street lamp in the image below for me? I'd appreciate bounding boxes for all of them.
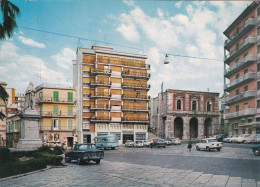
[164,54,170,64]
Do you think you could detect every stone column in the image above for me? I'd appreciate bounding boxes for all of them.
[183,117,190,140]
[165,115,174,138]
[198,117,205,139]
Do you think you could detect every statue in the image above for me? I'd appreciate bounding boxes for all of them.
[24,82,36,110]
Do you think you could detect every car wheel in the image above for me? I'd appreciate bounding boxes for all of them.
[217,148,221,151]
[254,150,260,156]
[65,157,71,163]
[196,146,200,151]
[95,159,101,164]
[77,157,83,165]
[206,147,211,152]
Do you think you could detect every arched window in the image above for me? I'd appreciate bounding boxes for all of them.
[192,101,197,111]
[177,100,181,110]
[207,101,212,112]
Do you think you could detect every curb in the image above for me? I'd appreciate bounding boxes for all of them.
[0,165,64,182]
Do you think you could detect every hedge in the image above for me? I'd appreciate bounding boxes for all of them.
[33,152,63,166]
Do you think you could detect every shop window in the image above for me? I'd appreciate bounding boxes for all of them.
[136,133,146,140]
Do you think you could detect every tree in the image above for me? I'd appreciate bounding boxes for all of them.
[0,84,8,121]
[0,0,20,40]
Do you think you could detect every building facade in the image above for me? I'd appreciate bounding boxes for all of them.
[15,93,25,112]
[0,81,7,146]
[74,46,150,144]
[151,89,219,140]
[6,114,21,147]
[224,1,260,135]
[35,83,77,147]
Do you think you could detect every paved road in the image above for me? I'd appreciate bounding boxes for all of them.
[1,143,260,187]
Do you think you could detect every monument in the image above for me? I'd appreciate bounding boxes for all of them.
[15,82,42,150]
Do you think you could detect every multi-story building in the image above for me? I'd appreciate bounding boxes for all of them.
[74,46,150,144]
[6,114,21,147]
[0,81,7,146]
[224,1,260,135]
[15,93,25,112]
[35,83,77,147]
[151,89,219,139]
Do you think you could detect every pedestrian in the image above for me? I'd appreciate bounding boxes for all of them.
[187,140,192,152]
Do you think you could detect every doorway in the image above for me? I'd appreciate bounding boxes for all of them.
[83,134,91,143]
[190,118,198,139]
[123,134,134,144]
[174,117,183,139]
[67,137,73,148]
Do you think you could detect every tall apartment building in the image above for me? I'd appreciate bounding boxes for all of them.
[224,1,260,135]
[15,93,25,112]
[0,81,7,146]
[151,89,219,139]
[74,46,150,144]
[35,83,77,147]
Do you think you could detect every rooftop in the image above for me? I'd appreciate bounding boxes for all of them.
[35,83,75,91]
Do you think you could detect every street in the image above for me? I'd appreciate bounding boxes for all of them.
[1,143,260,187]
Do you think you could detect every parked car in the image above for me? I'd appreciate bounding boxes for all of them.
[143,140,152,147]
[163,138,173,145]
[251,134,260,144]
[252,144,260,156]
[133,140,144,148]
[244,134,257,144]
[195,138,223,151]
[150,139,166,148]
[233,134,251,143]
[125,140,134,147]
[229,134,239,143]
[216,134,227,142]
[172,138,181,145]
[65,143,104,165]
[223,135,233,143]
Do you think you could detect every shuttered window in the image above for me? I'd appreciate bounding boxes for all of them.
[53,105,59,116]
[68,119,73,130]
[68,92,73,102]
[68,106,73,116]
[53,91,59,102]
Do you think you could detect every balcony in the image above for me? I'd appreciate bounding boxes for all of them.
[90,104,110,111]
[82,70,90,77]
[89,81,111,87]
[225,18,255,50]
[83,106,90,112]
[40,111,76,118]
[36,97,75,104]
[122,82,150,90]
[225,90,256,105]
[40,126,76,131]
[122,106,149,112]
[90,116,110,122]
[224,73,256,92]
[90,93,111,99]
[95,59,151,69]
[111,94,121,100]
[224,55,256,77]
[122,117,149,124]
[225,108,256,119]
[122,71,150,80]
[90,68,111,75]
[111,105,121,111]
[224,36,256,64]
[111,117,121,122]
[122,94,150,101]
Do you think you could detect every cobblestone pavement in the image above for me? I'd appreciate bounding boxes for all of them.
[1,144,260,187]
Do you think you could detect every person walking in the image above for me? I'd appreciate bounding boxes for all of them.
[187,140,192,152]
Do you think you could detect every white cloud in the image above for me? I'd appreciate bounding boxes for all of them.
[18,36,45,48]
[157,8,164,18]
[175,1,182,9]
[116,23,140,42]
[51,48,76,69]
[122,0,134,6]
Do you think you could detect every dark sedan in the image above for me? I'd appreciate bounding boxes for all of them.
[150,139,166,148]
[65,144,104,165]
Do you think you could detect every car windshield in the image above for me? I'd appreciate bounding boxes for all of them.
[208,139,217,142]
[78,144,96,150]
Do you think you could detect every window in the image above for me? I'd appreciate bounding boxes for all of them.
[244,86,248,92]
[244,103,248,109]
[40,106,42,115]
[257,100,260,108]
[258,26,260,36]
[53,91,59,102]
[236,89,240,95]
[52,119,60,130]
[207,101,212,112]
[233,123,238,129]
[244,69,248,75]
[236,59,239,64]
[236,105,239,112]
[248,118,252,123]
[244,52,248,58]
[39,92,43,100]
[241,119,246,123]
[257,81,260,90]
[68,106,73,116]
[242,129,246,134]
[136,133,146,140]
[53,105,59,116]
[177,100,181,110]
[257,7,260,17]
[192,101,197,111]
[258,45,260,54]
[236,74,239,79]
[68,119,73,130]
[111,133,121,140]
[256,117,260,122]
[68,92,73,102]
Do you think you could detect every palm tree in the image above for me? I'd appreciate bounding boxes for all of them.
[0,85,9,121]
[0,0,20,39]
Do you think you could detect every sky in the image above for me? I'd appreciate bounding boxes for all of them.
[0,0,252,97]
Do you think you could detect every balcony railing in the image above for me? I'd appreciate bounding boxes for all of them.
[225,36,255,64]
[122,106,149,111]
[90,69,111,75]
[90,104,110,110]
[90,93,111,98]
[89,81,111,87]
[225,90,256,105]
[225,55,256,77]
[36,97,75,104]
[40,111,76,118]
[122,117,149,123]
[225,108,256,119]
[225,18,255,50]
[122,94,150,100]
[122,71,150,79]
[96,59,151,69]
[40,126,76,131]
[90,116,110,122]
[224,73,256,91]
[122,82,150,90]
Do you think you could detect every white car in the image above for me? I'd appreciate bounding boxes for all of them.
[223,135,233,143]
[133,140,144,147]
[196,138,223,151]
[143,140,152,147]
[172,138,181,145]
[233,134,251,143]
[125,140,134,147]
[229,134,239,143]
